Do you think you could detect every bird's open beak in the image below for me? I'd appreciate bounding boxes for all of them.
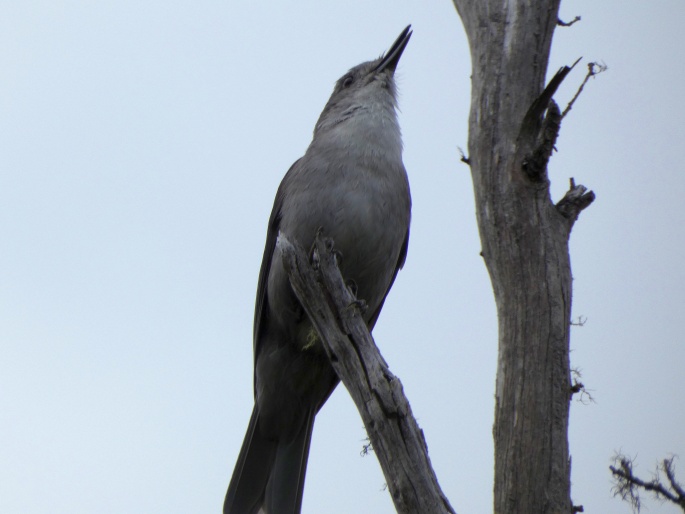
[375,25,412,74]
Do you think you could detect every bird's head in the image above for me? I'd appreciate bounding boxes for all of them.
[313,25,412,136]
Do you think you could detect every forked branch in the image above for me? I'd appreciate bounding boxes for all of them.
[610,454,685,512]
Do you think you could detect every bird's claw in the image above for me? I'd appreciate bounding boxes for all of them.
[345,279,358,296]
[347,298,368,314]
[309,244,320,270]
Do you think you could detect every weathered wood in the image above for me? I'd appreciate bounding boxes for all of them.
[279,234,455,514]
[451,0,594,512]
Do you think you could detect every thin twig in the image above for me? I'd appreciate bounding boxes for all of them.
[570,367,595,404]
[458,146,470,165]
[610,455,685,512]
[665,458,685,499]
[570,315,587,327]
[561,62,608,119]
[558,16,581,27]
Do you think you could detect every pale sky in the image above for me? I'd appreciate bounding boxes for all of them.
[1,1,684,513]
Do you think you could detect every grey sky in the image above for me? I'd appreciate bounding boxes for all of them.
[1,1,684,513]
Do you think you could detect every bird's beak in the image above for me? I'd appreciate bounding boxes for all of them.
[375,25,412,74]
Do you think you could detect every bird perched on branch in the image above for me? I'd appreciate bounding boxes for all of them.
[224,25,413,514]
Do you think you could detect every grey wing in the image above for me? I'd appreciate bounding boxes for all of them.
[252,159,301,393]
[367,225,410,330]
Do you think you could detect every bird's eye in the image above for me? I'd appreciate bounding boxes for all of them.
[342,75,354,88]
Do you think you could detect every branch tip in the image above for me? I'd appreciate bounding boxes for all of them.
[558,16,581,27]
[556,178,594,224]
[458,146,471,165]
[561,61,607,119]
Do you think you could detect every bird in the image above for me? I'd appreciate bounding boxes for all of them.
[224,25,413,514]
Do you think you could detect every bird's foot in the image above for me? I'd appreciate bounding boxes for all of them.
[347,298,368,314]
[309,242,320,270]
[345,279,358,297]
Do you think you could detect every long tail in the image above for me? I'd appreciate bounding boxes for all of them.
[224,406,315,514]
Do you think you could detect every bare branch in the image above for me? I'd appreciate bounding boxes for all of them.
[610,455,642,512]
[570,315,587,327]
[557,16,581,27]
[610,454,685,512]
[518,58,581,183]
[570,367,595,404]
[360,437,374,457]
[280,233,456,514]
[561,62,608,119]
[665,458,685,500]
[520,58,580,140]
[457,146,470,165]
[556,177,595,225]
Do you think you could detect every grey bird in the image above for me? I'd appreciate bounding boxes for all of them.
[224,25,412,514]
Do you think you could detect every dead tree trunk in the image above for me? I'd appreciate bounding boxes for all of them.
[451,1,594,513]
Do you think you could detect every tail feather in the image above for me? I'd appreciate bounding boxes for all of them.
[224,407,277,514]
[224,407,315,514]
[264,410,314,514]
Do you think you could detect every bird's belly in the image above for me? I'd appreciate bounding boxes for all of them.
[267,179,407,349]
[294,189,399,304]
